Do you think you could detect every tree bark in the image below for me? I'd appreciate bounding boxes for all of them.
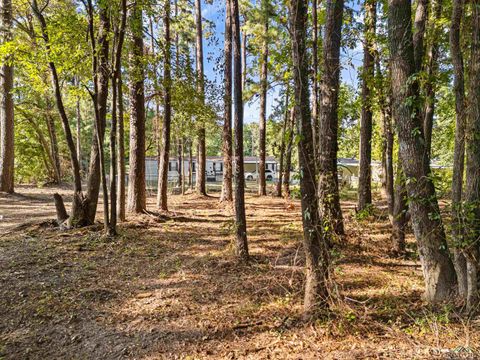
[450,0,467,300]
[158,0,172,212]
[232,0,249,260]
[76,91,82,171]
[189,142,193,189]
[291,0,330,316]
[0,0,14,193]
[358,0,376,211]
[54,193,69,225]
[221,0,233,202]
[422,0,442,163]
[86,0,110,232]
[391,160,407,254]
[318,0,345,236]
[117,73,126,221]
[283,108,295,197]
[127,1,147,213]
[464,0,480,312]
[45,111,61,184]
[109,0,127,234]
[195,0,207,195]
[276,87,289,198]
[388,0,456,302]
[413,0,428,72]
[258,0,268,196]
[311,0,319,166]
[377,62,394,223]
[242,32,247,91]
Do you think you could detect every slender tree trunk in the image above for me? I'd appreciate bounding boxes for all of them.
[377,60,394,222]
[358,0,376,211]
[450,0,467,300]
[117,74,126,221]
[311,0,319,166]
[388,0,456,302]
[0,0,14,193]
[283,108,295,197]
[391,159,407,254]
[422,0,442,163]
[464,0,480,312]
[86,0,110,232]
[221,0,233,202]
[110,75,118,234]
[181,139,185,194]
[32,0,84,223]
[383,103,394,223]
[232,0,249,260]
[242,32,247,91]
[195,0,207,195]
[178,139,182,189]
[291,0,330,316]
[127,1,147,213]
[318,0,345,235]
[45,112,62,183]
[109,0,127,234]
[76,92,82,172]
[189,142,193,189]
[276,87,289,197]
[158,0,172,211]
[258,0,268,196]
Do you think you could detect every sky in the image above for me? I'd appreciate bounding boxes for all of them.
[200,0,364,123]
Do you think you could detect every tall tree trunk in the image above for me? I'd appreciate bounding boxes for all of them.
[450,0,467,300]
[76,91,82,172]
[32,0,84,223]
[178,139,183,189]
[391,159,407,254]
[127,1,147,213]
[357,0,376,211]
[158,0,172,211]
[195,0,207,195]
[318,0,345,236]
[422,0,442,163]
[377,61,394,223]
[110,76,118,235]
[189,142,193,189]
[291,0,330,316]
[258,0,268,196]
[0,0,14,193]
[311,0,319,166]
[388,0,456,302]
[83,0,110,227]
[283,108,295,197]
[45,111,62,184]
[413,0,428,72]
[117,73,126,221]
[464,0,480,312]
[232,0,249,260]
[109,0,127,234]
[221,0,233,202]
[86,0,110,232]
[242,32,247,91]
[276,87,289,198]
[383,108,394,223]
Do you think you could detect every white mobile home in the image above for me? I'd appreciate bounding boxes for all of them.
[145,156,279,188]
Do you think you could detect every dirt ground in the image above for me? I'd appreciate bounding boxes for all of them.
[0,185,479,359]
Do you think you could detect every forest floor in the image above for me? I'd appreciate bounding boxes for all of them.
[0,185,479,359]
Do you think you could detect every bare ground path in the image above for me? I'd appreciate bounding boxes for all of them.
[0,185,479,359]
